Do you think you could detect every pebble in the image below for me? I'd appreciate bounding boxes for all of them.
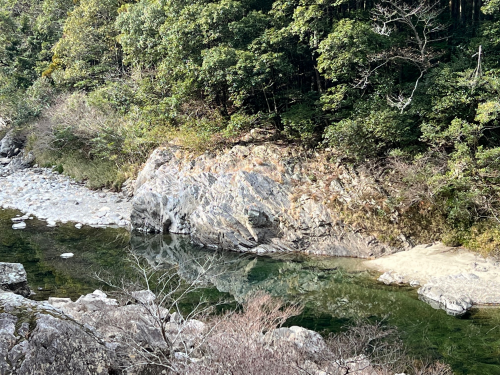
[0,164,132,229]
[12,222,26,230]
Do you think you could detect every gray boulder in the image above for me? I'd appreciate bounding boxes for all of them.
[0,293,118,375]
[0,263,30,297]
[131,146,393,257]
[417,272,500,316]
[267,326,326,355]
[418,284,473,316]
[378,271,405,285]
[0,130,23,157]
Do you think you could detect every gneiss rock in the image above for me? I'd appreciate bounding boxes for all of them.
[0,293,118,375]
[47,290,206,362]
[0,263,30,297]
[267,326,326,355]
[131,146,393,257]
[416,272,500,316]
[378,271,405,285]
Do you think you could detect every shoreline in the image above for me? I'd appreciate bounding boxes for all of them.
[0,162,132,229]
[3,154,500,316]
[365,243,500,315]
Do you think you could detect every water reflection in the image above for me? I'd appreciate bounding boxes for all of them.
[1,208,500,374]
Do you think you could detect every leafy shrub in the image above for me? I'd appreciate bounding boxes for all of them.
[281,102,320,142]
[324,109,416,160]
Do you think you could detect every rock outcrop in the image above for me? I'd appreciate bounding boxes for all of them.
[0,292,117,375]
[367,243,500,315]
[0,130,23,158]
[131,145,394,257]
[0,263,30,297]
[417,273,500,316]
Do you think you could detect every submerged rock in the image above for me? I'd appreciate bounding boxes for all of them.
[11,222,26,230]
[0,263,30,297]
[418,284,473,316]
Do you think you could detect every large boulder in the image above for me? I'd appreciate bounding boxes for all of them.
[131,145,393,257]
[0,292,118,375]
[0,130,23,157]
[0,263,30,297]
[48,290,204,357]
[418,284,473,316]
[267,326,326,355]
[416,272,500,316]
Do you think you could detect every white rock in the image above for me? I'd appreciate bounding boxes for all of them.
[131,290,156,304]
[12,222,26,230]
[378,271,405,285]
[75,223,83,229]
[409,280,420,287]
[60,253,74,259]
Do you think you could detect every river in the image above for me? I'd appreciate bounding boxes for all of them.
[1,208,499,374]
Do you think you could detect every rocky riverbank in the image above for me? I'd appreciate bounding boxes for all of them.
[0,262,386,375]
[2,128,500,318]
[0,154,131,229]
[366,243,500,315]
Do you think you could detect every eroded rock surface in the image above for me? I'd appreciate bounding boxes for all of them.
[0,130,23,158]
[0,263,30,297]
[49,290,207,366]
[366,243,500,315]
[418,273,500,316]
[131,145,395,257]
[0,292,117,375]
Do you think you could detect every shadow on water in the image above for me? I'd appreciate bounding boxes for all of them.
[1,208,500,374]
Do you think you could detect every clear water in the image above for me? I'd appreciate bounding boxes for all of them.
[1,208,499,374]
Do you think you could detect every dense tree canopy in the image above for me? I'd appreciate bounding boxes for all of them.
[3,0,500,247]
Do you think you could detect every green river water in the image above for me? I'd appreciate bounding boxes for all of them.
[0,208,499,374]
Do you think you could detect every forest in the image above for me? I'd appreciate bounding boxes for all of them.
[2,0,500,253]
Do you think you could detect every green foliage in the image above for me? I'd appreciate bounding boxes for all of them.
[317,19,377,83]
[4,0,500,252]
[51,0,126,89]
[281,102,320,141]
[324,108,416,160]
[225,112,259,136]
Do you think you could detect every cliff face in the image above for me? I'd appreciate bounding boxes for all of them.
[130,143,396,258]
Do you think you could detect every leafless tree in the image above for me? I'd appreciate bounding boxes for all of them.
[93,250,455,375]
[358,0,447,112]
[93,249,229,374]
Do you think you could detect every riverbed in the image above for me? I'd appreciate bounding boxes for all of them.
[1,208,499,374]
